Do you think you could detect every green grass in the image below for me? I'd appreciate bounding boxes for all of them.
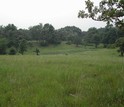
[0,46,124,107]
[27,43,96,55]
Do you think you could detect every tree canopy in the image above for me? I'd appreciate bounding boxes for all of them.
[78,0,124,29]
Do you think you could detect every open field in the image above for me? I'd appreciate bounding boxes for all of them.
[27,43,97,55]
[0,47,124,107]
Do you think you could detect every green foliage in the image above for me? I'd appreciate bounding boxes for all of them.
[27,41,33,47]
[4,24,17,39]
[34,48,40,55]
[84,27,98,43]
[78,0,124,29]
[0,26,4,38]
[101,26,118,46]
[18,29,30,40]
[29,23,43,40]
[107,44,116,49]
[83,26,124,49]
[66,41,72,45]
[116,37,124,47]
[0,38,7,54]
[116,37,124,56]
[92,35,100,48]
[83,27,100,48]
[29,23,61,45]
[42,23,57,45]
[0,23,124,56]
[9,47,17,55]
[58,26,83,46]
[73,35,82,47]
[19,39,27,55]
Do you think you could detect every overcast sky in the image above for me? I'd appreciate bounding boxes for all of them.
[0,0,106,31]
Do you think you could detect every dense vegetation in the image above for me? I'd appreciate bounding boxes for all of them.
[0,23,124,56]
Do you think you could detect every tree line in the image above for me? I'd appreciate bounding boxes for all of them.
[0,23,124,55]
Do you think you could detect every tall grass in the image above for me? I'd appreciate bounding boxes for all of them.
[0,48,124,107]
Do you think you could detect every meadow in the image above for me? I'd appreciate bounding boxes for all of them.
[0,45,124,107]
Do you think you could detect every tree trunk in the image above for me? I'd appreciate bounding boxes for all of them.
[121,51,123,56]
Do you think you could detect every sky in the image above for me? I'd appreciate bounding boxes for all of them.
[0,0,106,31]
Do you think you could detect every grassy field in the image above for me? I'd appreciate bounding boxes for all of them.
[0,46,124,107]
[26,42,97,55]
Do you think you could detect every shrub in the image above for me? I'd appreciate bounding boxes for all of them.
[66,41,72,45]
[9,47,17,55]
[107,44,116,49]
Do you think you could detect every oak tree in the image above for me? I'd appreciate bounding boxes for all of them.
[78,0,124,29]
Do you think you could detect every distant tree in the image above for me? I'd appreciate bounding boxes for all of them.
[0,38,7,54]
[96,26,120,48]
[3,24,20,49]
[116,37,124,56]
[19,39,27,55]
[18,29,30,40]
[92,35,100,48]
[72,33,82,47]
[4,24,17,39]
[42,23,61,45]
[29,23,43,40]
[57,26,83,45]
[34,48,40,55]
[42,23,54,43]
[57,29,66,41]
[50,31,61,45]
[9,47,17,55]
[117,29,124,38]
[0,26,4,38]
[84,27,98,46]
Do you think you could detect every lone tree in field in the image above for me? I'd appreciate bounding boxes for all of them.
[19,39,27,55]
[78,0,124,55]
[34,48,40,55]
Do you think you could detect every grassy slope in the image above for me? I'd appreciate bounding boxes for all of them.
[0,46,124,107]
[26,43,96,55]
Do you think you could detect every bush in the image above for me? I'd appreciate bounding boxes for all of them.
[66,41,72,45]
[9,47,17,55]
[98,44,104,48]
[107,44,116,49]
